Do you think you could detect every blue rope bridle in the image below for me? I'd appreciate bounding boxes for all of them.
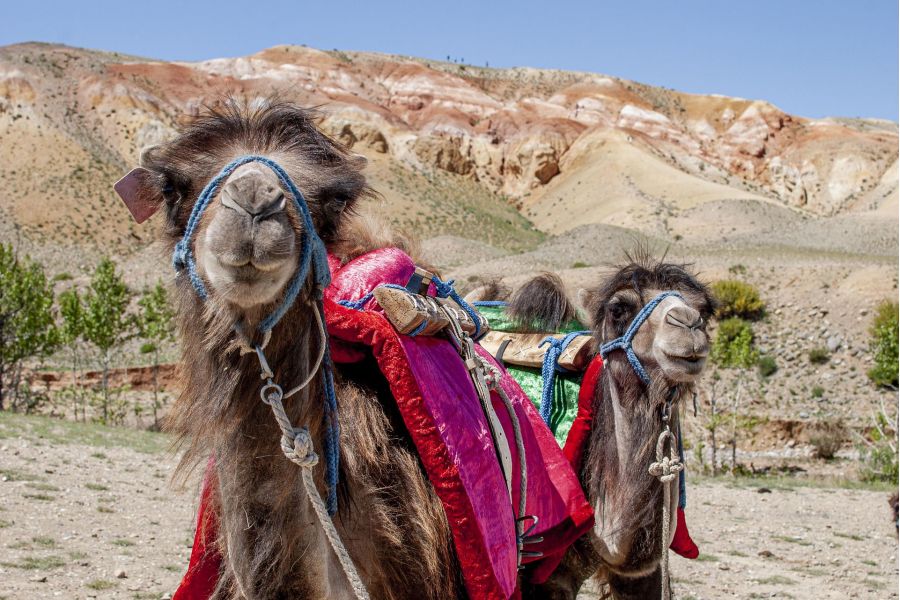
[173,155,341,515]
[598,291,684,386]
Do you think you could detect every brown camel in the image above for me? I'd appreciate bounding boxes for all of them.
[498,260,716,600]
[129,101,463,599]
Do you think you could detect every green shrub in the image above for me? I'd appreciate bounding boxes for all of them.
[711,280,765,321]
[867,300,898,388]
[808,347,830,365]
[858,407,898,483]
[711,317,758,368]
[758,355,777,378]
[571,261,588,269]
[810,386,824,398]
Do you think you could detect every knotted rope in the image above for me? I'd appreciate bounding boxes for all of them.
[260,381,370,600]
[538,330,590,427]
[648,422,683,600]
[433,277,485,339]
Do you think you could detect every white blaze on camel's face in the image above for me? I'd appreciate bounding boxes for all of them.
[195,164,299,308]
[609,287,710,384]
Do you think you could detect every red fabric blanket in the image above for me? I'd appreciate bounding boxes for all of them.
[173,249,592,599]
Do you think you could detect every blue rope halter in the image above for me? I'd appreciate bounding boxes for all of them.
[173,155,341,515]
[538,330,591,427]
[598,291,684,386]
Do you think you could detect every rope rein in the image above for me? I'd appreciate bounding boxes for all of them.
[255,309,370,600]
[648,392,683,600]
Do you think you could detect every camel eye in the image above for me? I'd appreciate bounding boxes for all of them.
[609,301,631,321]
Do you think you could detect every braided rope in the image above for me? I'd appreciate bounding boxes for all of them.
[648,428,683,600]
[538,331,590,427]
[261,383,369,600]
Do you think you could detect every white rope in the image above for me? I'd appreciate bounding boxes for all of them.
[261,383,370,600]
[648,428,683,600]
[282,305,328,399]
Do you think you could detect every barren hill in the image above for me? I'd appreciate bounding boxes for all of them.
[0,42,896,259]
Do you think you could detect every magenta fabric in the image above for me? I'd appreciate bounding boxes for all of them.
[326,248,592,596]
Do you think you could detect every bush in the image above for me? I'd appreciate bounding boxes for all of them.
[758,355,777,378]
[711,280,765,321]
[808,347,830,365]
[858,406,898,483]
[867,300,898,389]
[809,419,846,459]
[811,386,825,398]
[711,318,759,369]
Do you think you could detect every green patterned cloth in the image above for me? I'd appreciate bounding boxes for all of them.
[477,304,585,446]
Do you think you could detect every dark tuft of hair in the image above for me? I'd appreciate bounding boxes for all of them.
[507,272,583,332]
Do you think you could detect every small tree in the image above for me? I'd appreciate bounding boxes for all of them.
[710,317,758,474]
[137,281,175,427]
[82,258,132,423]
[58,289,86,421]
[868,300,898,389]
[0,244,58,410]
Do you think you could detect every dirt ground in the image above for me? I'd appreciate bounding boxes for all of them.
[0,412,896,600]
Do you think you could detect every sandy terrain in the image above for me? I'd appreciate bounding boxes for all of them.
[1,411,895,600]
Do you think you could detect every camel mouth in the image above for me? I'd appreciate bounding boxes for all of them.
[662,352,707,375]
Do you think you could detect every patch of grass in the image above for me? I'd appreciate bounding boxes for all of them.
[726,549,748,557]
[90,452,108,459]
[85,579,116,591]
[85,482,109,491]
[0,467,42,482]
[22,493,55,501]
[758,354,778,378]
[755,575,797,586]
[163,564,182,572]
[861,559,877,567]
[833,531,865,541]
[771,534,812,547]
[808,347,830,365]
[695,553,719,562]
[0,411,169,455]
[1,555,66,570]
[97,505,115,514]
[811,385,825,398]
[112,538,135,547]
[0,519,11,528]
[68,550,88,560]
[571,261,589,268]
[32,536,56,548]
[25,482,61,492]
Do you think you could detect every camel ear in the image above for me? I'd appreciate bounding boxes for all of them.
[577,288,596,311]
[114,167,163,224]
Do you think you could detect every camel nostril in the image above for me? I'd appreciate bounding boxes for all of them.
[222,170,286,218]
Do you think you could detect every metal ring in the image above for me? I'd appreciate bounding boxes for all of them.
[260,381,283,405]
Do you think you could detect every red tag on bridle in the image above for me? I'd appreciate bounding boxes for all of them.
[114,167,159,224]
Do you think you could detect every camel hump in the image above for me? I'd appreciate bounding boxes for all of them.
[507,272,583,333]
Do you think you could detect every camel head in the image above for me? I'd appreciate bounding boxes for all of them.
[585,258,715,391]
[121,100,369,336]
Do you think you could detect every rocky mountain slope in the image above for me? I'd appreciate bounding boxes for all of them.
[0,42,896,257]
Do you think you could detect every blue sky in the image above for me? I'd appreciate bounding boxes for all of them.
[3,1,897,120]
